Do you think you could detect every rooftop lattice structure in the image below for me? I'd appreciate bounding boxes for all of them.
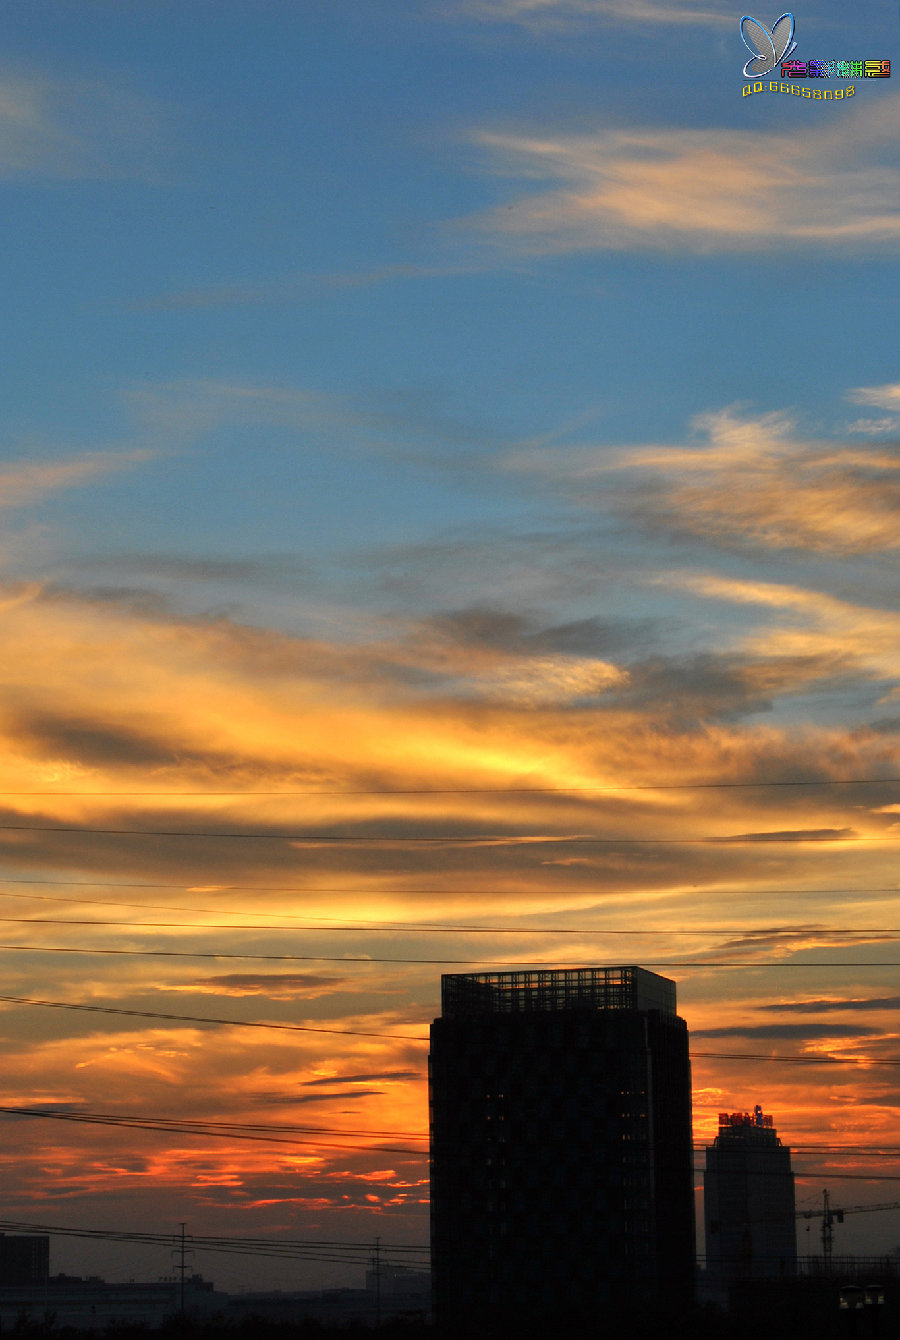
[440,966,676,1018]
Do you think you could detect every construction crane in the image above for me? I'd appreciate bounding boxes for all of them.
[796,1191,900,1266]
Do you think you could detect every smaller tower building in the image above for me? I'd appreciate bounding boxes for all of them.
[704,1104,796,1287]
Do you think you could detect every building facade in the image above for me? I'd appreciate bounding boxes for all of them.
[704,1105,796,1288]
[429,967,695,1329]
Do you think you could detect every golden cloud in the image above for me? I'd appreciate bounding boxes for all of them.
[467,97,900,253]
[0,564,895,1241]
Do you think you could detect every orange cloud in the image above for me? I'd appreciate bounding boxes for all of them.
[0,558,895,1254]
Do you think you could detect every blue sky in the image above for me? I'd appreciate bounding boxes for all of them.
[4,0,900,612]
[2,0,900,1289]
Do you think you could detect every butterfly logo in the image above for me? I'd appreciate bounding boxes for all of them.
[740,13,797,77]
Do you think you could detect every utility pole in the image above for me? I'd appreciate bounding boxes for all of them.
[179,1222,187,1313]
[374,1236,381,1327]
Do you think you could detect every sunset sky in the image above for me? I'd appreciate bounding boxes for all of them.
[3,0,900,1290]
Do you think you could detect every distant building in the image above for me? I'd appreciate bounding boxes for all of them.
[0,1275,224,1331]
[429,966,695,1330]
[704,1105,796,1289]
[364,1263,430,1298]
[0,1234,49,1288]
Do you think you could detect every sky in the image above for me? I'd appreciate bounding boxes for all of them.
[2,0,900,1291]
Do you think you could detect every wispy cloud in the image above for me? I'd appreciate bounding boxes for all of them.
[693,1023,878,1039]
[176,974,349,1000]
[301,1070,423,1086]
[122,380,359,445]
[707,828,856,844]
[0,451,152,508]
[761,996,900,1014]
[502,407,900,556]
[68,553,316,587]
[121,376,481,455]
[845,417,900,437]
[674,573,900,687]
[452,0,732,29]
[847,382,900,411]
[466,96,900,253]
[130,263,481,313]
[0,70,165,180]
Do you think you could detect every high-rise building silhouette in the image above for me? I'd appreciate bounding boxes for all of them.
[428,966,695,1329]
[704,1105,796,1288]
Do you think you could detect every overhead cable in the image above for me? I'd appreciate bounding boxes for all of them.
[1,996,900,1070]
[2,876,899,901]
[0,1107,427,1157]
[0,822,890,844]
[0,1219,428,1262]
[1,777,897,795]
[0,993,425,1040]
[4,941,900,969]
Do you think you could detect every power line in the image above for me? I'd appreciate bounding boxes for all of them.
[791,1173,900,1182]
[638,962,900,968]
[0,994,426,1040]
[1,778,897,796]
[0,822,888,844]
[0,1107,427,1141]
[12,1110,900,1157]
[692,1050,900,1066]
[3,778,898,796]
[2,914,900,938]
[0,1220,429,1264]
[2,884,900,947]
[14,1112,900,1158]
[14,1109,900,1160]
[3,877,900,894]
[0,915,523,930]
[0,922,895,938]
[7,891,900,937]
[695,1170,900,1183]
[0,1107,428,1157]
[694,1147,900,1157]
[9,1106,900,1167]
[0,875,898,910]
[0,943,495,963]
[2,995,900,1069]
[9,1107,900,1166]
[6,942,900,968]
[11,945,900,972]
